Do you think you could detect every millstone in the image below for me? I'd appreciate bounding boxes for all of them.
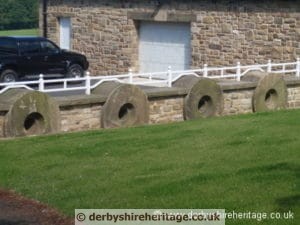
[1,89,60,137]
[174,76,223,119]
[92,81,149,128]
[252,73,287,112]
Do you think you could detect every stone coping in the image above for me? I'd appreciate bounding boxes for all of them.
[52,77,300,108]
[141,86,188,98]
[54,94,107,107]
[53,82,258,108]
[219,80,257,91]
[284,76,300,86]
[1,76,300,111]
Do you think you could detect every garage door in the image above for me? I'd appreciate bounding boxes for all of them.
[139,22,191,73]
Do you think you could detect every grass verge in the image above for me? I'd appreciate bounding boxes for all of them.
[0,109,299,224]
[0,28,39,36]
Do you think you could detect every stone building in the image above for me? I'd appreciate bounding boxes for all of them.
[39,0,300,75]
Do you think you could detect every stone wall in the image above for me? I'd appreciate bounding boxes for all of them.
[41,0,300,75]
[57,95,185,133]
[43,0,139,75]
[149,97,184,124]
[223,89,254,115]
[287,85,300,108]
[0,112,5,137]
[60,103,102,132]
[56,82,300,133]
[56,82,300,134]
[2,78,300,137]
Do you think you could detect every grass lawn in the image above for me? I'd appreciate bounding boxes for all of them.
[0,109,299,224]
[0,28,39,36]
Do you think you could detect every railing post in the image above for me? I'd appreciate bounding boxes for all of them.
[236,62,241,81]
[267,59,272,73]
[85,71,91,95]
[296,58,300,78]
[128,68,133,84]
[167,66,172,87]
[39,74,44,92]
[203,64,208,77]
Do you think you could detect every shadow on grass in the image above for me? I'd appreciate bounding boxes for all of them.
[275,195,300,212]
[250,163,300,212]
[237,162,299,175]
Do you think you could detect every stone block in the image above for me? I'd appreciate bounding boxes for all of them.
[272,46,283,59]
[246,30,255,41]
[203,16,215,24]
[209,44,222,50]
[222,24,232,33]
[274,17,283,25]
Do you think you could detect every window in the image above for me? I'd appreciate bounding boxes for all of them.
[19,41,40,55]
[0,39,18,55]
[59,17,71,50]
[41,41,60,54]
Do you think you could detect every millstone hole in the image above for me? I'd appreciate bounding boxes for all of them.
[118,103,135,120]
[24,112,46,135]
[198,95,214,116]
[265,89,278,109]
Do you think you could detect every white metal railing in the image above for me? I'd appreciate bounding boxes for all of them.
[0,58,299,95]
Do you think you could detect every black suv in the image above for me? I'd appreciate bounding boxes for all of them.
[0,36,89,82]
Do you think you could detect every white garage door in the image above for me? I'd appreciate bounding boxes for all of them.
[139,22,191,73]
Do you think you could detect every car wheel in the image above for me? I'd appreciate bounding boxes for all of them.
[0,69,18,83]
[67,64,84,78]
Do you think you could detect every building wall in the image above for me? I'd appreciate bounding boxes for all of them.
[41,0,300,75]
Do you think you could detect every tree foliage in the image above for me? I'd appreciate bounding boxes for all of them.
[0,0,38,30]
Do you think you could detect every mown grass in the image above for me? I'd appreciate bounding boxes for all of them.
[0,28,39,36]
[0,109,299,224]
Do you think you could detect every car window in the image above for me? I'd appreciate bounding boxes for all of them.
[0,39,18,55]
[41,41,60,54]
[19,41,41,55]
